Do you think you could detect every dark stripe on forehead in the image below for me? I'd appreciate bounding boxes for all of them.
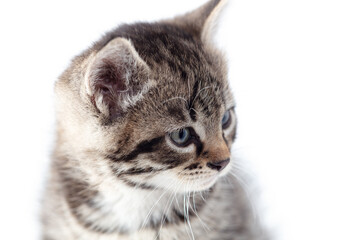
[188,80,199,121]
[189,108,197,121]
[197,95,211,117]
[167,106,186,122]
[108,136,163,162]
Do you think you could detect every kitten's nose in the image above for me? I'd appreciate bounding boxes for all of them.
[207,158,230,172]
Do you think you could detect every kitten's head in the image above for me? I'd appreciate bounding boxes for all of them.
[56,0,236,193]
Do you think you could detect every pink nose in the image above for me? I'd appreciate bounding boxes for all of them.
[206,158,230,172]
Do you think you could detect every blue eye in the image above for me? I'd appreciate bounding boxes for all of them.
[170,128,191,146]
[222,110,231,129]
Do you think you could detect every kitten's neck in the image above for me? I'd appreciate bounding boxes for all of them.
[59,163,212,234]
[94,180,212,233]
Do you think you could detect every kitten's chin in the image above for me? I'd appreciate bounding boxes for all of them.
[189,175,218,192]
[171,174,220,193]
[147,170,228,193]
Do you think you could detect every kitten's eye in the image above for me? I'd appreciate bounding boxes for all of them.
[222,110,231,129]
[170,128,191,146]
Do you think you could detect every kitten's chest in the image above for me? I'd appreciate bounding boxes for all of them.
[96,186,182,232]
[94,187,222,239]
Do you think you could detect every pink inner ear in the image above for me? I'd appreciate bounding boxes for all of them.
[92,58,129,118]
[95,58,128,95]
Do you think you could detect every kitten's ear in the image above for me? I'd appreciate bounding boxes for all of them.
[84,37,152,119]
[173,0,228,43]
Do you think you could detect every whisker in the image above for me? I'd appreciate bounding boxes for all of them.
[228,171,258,223]
[140,182,172,230]
[185,182,195,240]
[155,181,182,240]
[191,190,210,232]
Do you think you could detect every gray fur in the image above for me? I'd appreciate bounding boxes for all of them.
[42,0,269,239]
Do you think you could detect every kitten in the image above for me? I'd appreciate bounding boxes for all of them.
[42,0,268,239]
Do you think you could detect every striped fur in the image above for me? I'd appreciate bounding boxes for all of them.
[42,0,269,239]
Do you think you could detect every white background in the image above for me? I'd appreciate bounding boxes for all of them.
[0,0,359,239]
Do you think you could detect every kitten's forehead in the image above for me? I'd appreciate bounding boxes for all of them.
[126,23,231,123]
[87,22,232,132]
